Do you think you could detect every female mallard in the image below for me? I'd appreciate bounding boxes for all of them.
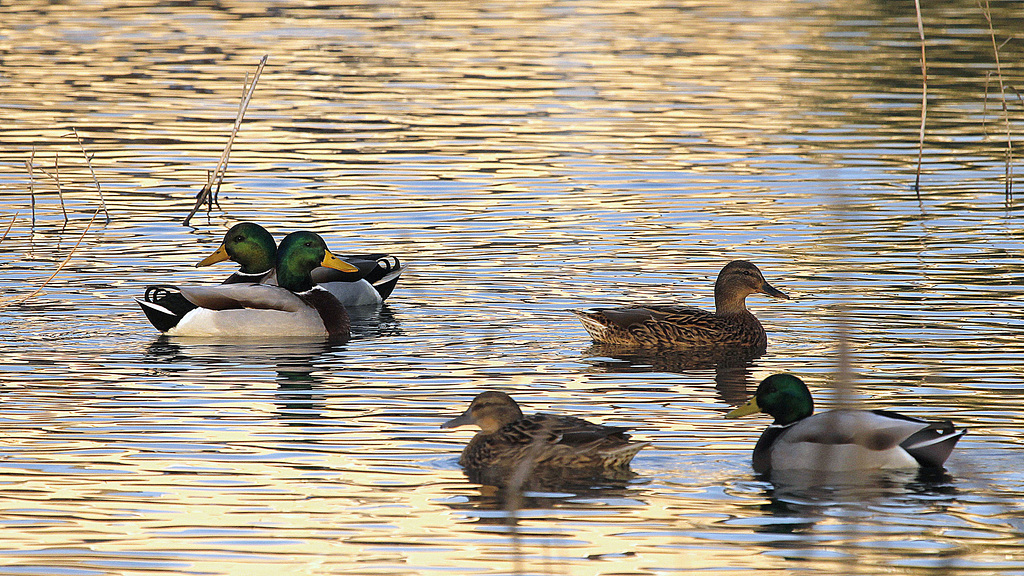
[196,222,403,305]
[137,231,355,340]
[726,374,965,473]
[441,391,649,473]
[571,260,788,350]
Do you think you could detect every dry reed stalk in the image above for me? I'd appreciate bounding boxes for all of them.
[183,54,269,226]
[70,128,111,223]
[504,429,549,576]
[27,148,36,228]
[983,72,991,135]
[0,206,100,309]
[54,152,67,221]
[0,213,16,244]
[37,158,71,224]
[979,0,1013,201]
[913,0,927,196]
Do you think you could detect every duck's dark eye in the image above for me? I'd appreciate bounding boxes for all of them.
[304,241,313,247]
[234,235,244,242]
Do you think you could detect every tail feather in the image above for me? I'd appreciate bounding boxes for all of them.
[368,256,402,300]
[571,309,612,342]
[136,285,194,333]
[901,422,965,468]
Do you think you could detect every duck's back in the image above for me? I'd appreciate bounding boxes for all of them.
[756,410,958,473]
[574,305,766,349]
[460,413,646,471]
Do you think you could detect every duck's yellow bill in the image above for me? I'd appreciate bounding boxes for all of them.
[196,243,231,267]
[321,249,359,273]
[726,397,761,419]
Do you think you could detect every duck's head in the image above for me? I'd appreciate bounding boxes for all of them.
[714,260,788,314]
[442,391,524,434]
[197,222,277,274]
[726,373,814,425]
[275,231,359,292]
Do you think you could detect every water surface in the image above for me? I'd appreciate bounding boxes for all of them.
[1,1,1023,574]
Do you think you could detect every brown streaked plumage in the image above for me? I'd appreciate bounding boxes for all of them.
[571,260,788,350]
[441,391,648,473]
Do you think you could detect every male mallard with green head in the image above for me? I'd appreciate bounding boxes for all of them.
[572,260,788,350]
[196,222,403,305]
[138,222,403,331]
[727,374,966,473]
[137,231,354,340]
[196,221,279,284]
[442,391,649,473]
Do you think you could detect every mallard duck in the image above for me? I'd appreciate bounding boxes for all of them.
[726,374,966,473]
[441,391,649,473]
[571,260,788,349]
[197,222,403,305]
[138,222,403,331]
[136,231,355,340]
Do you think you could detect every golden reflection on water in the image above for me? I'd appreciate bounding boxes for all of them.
[1,0,1024,574]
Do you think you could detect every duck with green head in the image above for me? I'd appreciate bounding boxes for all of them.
[726,374,965,473]
[139,231,356,340]
[571,260,788,350]
[196,222,403,305]
[138,222,404,331]
[196,221,279,283]
[442,391,649,476]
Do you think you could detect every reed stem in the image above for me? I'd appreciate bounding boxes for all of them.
[183,54,268,226]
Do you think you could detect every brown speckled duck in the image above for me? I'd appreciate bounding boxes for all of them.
[441,391,649,474]
[571,260,788,350]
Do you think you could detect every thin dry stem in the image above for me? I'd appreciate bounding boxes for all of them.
[70,128,111,223]
[37,165,71,225]
[913,0,927,196]
[979,0,1013,201]
[504,427,550,576]
[983,72,991,135]
[0,213,16,244]
[54,151,68,222]
[0,206,100,309]
[26,149,36,228]
[183,54,269,226]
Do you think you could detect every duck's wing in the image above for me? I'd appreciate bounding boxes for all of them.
[573,305,730,347]
[576,305,706,328]
[178,284,307,312]
[515,414,633,446]
[770,409,964,470]
[782,410,927,448]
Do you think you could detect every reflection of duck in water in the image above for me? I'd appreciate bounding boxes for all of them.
[571,260,788,350]
[139,222,403,330]
[727,374,966,474]
[581,343,758,405]
[442,391,648,486]
[137,231,354,340]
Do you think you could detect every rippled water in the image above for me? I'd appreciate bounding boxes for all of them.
[1,0,1023,574]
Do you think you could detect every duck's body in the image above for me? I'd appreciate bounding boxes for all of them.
[165,284,348,339]
[137,231,354,340]
[442,391,648,474]
[572,260,788,349]
[137,223,403,333]
[727,374,965,474]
